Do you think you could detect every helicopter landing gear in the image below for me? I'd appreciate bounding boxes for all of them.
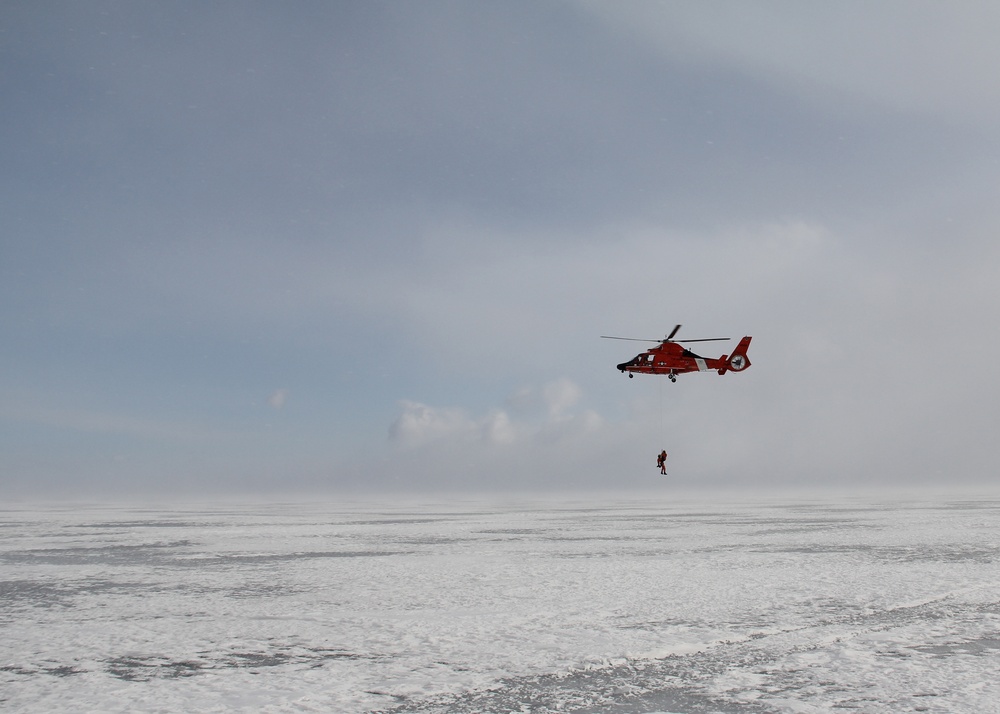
[668,374,677,383]
[628,373,634,378]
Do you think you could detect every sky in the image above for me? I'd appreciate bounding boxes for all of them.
[3,1,1000,498]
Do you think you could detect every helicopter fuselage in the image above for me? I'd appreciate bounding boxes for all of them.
[617,336,752,381]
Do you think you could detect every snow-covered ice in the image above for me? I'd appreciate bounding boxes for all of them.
[3,490,1000,713]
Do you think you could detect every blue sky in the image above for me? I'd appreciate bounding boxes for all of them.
[3,1,1000,497]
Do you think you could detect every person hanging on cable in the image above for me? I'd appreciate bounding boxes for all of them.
[656,449,668,474]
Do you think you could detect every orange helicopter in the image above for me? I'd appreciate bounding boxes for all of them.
[602,324,752,381]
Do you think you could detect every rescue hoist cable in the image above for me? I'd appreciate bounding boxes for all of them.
[658,374,665,441]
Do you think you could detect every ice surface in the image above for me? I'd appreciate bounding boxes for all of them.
[3,491,1000,713]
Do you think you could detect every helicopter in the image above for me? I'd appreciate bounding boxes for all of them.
[602,324,752,381]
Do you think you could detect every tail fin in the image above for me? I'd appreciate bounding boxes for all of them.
[718,336,752,374]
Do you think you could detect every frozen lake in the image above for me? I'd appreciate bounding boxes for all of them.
[3,490,1000,713]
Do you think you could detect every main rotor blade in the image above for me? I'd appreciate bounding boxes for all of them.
[602,335,730,343]
[666,324,682,341]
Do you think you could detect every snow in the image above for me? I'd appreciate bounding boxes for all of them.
[2,490,1000,712]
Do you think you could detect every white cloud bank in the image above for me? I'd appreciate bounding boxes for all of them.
[386,379,613,491]
[390,378,599,448]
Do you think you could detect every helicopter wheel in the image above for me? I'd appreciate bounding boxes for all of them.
[668,375,676,383]
[628,373,633,378]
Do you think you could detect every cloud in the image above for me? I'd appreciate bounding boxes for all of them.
[582,1,1000,123]
[542,378,582,418]
[388,401,482,446]
[383,379,619,491]
[268,389,289,410]
[389,379,600,449]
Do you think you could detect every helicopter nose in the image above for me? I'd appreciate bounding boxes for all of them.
[616,362,628,371]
